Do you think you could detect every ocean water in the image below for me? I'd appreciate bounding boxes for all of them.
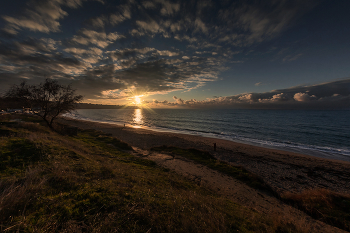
[65,109,350,162]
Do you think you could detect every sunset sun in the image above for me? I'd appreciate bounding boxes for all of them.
[134,95,143,106]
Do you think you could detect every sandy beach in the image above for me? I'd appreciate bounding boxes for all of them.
[58,117,350,195]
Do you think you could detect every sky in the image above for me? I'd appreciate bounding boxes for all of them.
[0,0,350,109]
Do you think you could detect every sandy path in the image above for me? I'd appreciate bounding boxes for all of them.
[58,118,350,195]
[132,147,346,233]
[57,118,349,232]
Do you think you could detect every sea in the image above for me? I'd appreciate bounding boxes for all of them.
[64,109,350,162]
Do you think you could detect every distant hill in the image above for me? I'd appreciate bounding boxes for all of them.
[0,99,138,111]
[75,103,138,109]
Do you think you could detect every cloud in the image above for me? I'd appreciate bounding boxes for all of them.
[159,0,180,16]
[157,50,179,57]
[142,1,156,9]
[85,16,107,28]
[136,20,163,35]
[238,93,254,102]
[0,0,321,103]
[64,47,103,64]
[271,93,288,101]
[194,18,208,34]
[294,92,316,101]
[8,42,220,100]
[97,46,224,98]
[71,64,126,99]
[70,29,124,48]
[2,0,87,34]
[108,47,179,62]
[150,79,350,109]
[110,4,132,25]
[1,0,107,34]
[0,36,90,93]
[3,1,68,33]
[283,53,303,62]
[216,0,315,45]
[173,96,184,104]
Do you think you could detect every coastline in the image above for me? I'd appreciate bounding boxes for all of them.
[58,116,350,194]
[64,111,350,163]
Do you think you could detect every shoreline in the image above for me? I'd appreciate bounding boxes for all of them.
[64,114,350,163]
[3,114,348,232]
[58,117,350,194]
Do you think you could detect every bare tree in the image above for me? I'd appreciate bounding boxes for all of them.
[5,79,83,130]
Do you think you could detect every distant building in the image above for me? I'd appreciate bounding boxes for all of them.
[7,108,24,113]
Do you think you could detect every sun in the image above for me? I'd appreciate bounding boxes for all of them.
[135,96,141,105]
[125,94,154,111]
[134,95,143,106]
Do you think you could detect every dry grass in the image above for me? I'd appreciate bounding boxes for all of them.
[0,114,337,232]
[151,146,276,194]
[0,167,47,231]
[283,189,350,231]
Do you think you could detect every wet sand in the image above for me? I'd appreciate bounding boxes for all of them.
[58,117,350,195]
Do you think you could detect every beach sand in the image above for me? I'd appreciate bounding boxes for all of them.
[58,117,350,195]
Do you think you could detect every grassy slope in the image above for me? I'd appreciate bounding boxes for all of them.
[151,146,350,232]
[151,146,274,194]
[0,114,347,232]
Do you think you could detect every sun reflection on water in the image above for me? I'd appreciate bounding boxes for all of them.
[133,109,143,127]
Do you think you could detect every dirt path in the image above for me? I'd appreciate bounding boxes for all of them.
[132,147,346,233]
[58,118,348,232]
[59,118,350,195]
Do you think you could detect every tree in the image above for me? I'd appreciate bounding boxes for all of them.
[5,79,83,130]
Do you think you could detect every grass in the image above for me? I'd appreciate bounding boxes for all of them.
[150,146,350,232]
[0,113,339,232]
[283,189,350,231]
[151,146,274,194]
[0,138,43,177]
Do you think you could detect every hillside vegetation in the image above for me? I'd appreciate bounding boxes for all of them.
[0,113,348,232]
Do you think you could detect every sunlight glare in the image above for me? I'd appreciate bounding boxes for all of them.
[133,108,143,127]
[135,96,142,105]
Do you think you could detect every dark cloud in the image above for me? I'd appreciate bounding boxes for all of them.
[0,39,82,70]
[68,28,124,48]
[216,0,316,45]
[2,0,85,34]
[1,0,345,110]
[71,64,126,99]
[1,0,229,98]
[152,79,350,109]
[104,54,221,95]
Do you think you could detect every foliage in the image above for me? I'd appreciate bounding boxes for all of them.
[0,114,308,232]
[5,79,83,130]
